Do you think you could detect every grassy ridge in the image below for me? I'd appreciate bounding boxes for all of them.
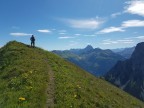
[0,41,144,108]
[0,41,49,107]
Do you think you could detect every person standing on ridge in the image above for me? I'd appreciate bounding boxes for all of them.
[30,35,35,47]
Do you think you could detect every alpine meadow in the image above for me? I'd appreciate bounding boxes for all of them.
[0,41,144,108]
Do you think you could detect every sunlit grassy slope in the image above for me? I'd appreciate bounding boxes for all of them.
[0,41,144,108]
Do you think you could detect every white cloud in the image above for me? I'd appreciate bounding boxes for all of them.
[117,39,134,44]
[134,36,144,39]
[117,39,133,42]
[84,34,96,37]
[69,43,78,46]
[74,34,81,36]
[102,39,134,44]
[123,41,134,44]
[64,18,104,29]
[37,29,51,33]
[124,36,144,40]
[111,12,123,18]
[101,36,144,46]
[125,0,144,17]
[59,32,66,35]
[122,20,144,27]
[58,30,67,35]
[102,43,111,45]
[110,41,118,44]
[69,41,78,46]
[98,27,125,34]
[126,36,144,43]
[98,20,144,34]
[102,39,118,44]
[10,33,32,36]
[103,39,111,42]
[58,36,75,39]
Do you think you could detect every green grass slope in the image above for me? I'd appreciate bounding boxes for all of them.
[0,41,144,108]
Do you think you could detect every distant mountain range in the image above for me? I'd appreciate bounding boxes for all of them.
[53,45,125,76]
[105,42,144,101]
[112,47,135,59]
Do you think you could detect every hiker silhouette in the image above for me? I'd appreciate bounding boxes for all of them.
[30,35,35,47]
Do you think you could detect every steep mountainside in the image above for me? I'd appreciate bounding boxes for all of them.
[53,46,124,76]
[0,41,144,108]
[105,42,144,101]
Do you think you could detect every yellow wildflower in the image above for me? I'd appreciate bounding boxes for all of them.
[19,97,26,101]
[74,95,77,98]
[77,85,81,88]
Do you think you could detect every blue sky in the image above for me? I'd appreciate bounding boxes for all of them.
[0,0,144,50]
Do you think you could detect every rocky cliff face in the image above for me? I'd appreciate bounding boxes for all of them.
[105,42,144,101]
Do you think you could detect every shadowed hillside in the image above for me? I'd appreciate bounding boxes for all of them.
[0,41,144,108]
[105,42,144,101]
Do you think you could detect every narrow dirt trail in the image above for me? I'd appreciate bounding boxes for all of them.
[46,65,55,108]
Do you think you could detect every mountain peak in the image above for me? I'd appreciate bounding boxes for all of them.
[134,42,144,51]
[131,42,144,60]
[84,45,93,51]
